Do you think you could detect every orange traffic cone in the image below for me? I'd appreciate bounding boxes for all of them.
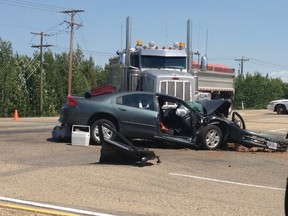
[13,109,19,121]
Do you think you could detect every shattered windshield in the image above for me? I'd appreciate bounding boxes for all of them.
[186,101,204,114]
[141,56,186,70]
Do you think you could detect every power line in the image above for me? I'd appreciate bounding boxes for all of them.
[248,57,288,70]
[234,57,249,76]
[31,32,53,116]
[43,21,66,34]
[53,46,114,56]
[20,53,40,81]
[0,0,66,12]
[207,56,288,72]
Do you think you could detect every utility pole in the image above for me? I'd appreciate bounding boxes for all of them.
[31,32,53,117]
[234,57,249,76]
[61,9,84,96]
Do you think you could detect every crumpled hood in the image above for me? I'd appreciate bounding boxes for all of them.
[196,99,231,116]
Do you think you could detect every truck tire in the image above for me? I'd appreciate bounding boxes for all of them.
[91,119,116,144]
[275,104,287,114]
[199,125,222,150]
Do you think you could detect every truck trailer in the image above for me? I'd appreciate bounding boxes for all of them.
[193,62,235,100]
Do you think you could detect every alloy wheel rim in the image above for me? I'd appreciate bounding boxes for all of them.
[95,126,113,140]
[205,130,220,148]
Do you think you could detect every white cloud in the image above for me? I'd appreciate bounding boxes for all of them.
[270,70,288,83]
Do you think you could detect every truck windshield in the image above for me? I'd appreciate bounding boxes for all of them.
[141,56,186,70]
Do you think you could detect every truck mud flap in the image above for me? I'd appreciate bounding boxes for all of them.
[97,121,161,167]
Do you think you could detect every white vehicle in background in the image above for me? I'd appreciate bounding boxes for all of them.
[267,99,288,114]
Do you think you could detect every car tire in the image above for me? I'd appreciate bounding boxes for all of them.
[275,104,286,114]
[91,119,116,144]
[199,125,222,150]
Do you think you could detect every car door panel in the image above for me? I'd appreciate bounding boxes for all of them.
[114,105,158,138]
[113,94,158,138]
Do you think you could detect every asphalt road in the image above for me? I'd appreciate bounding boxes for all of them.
[0,110,287,216]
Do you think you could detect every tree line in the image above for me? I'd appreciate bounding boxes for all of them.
[0,38,109,117]
[0,37,287,117]
[234,73,288,109]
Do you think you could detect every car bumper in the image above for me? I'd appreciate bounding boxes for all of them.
[59,105,89,125]
[267,104,275,111]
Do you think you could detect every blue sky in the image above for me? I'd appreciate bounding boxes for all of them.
[1,0,288,81]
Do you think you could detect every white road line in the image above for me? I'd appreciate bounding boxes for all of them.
[253,118,288,122]
[270,128,287,132]
[169,173,285,191]
[0,196,116,216]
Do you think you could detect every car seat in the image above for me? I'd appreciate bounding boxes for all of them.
[97,121,161,167]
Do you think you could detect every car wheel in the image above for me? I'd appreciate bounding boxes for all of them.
[91,119,116,144]
[276,104,286,114]
[199,125,222,150]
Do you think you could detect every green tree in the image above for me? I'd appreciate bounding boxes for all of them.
[14,54,38,116]
[44,51,70,114]
[0,38,112,117]
[42,50,61,116]
[0,39,29,117]
[234,72,285,109]
[71,46,90,96]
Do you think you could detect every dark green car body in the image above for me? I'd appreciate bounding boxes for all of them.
[58,91,233,149]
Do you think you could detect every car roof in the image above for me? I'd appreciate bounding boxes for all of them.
[91,91,183,101]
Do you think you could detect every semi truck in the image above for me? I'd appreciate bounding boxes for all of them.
[109,17,235,102]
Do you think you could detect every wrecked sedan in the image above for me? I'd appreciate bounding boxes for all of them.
[57,91,288,151]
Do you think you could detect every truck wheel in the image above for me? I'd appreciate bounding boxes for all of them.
[199,125,222,150]
[276,104,286,114]
[91,119,116,144]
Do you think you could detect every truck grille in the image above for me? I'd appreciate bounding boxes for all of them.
[159,80,191,101]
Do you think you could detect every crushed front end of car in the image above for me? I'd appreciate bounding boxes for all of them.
[197,100,288,152]
[227,121,288,152]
